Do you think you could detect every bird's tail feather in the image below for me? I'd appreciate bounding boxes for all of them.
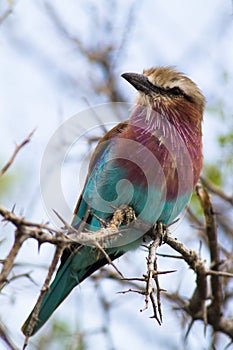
[21,245,123,336]
[21,240,126,337]
[22,257,80,336]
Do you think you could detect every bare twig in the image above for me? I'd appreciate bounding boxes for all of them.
[0,321,19,350]
[196,183,222,324]
[156,252,184,259]
[0,8,13,26]
[7,272,36,285]
[165,232,208,325]
[186,206,203,228]
[23,244,63,347]
[94,240,123,278]
[117,223,168,324]
[0,205,125,290]
[118,288,146,296]
[206,270,233,278]
[0,228,27,291]
[200,175,233,206]
[0,130,35,177]
[140,222,165,324]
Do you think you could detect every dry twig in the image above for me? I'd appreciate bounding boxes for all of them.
[0,130,35,178]
[196,183,222,327]
[118,222,170,325]
[23,245,63,348]
[200,175,233,206]
[0,321,19,350]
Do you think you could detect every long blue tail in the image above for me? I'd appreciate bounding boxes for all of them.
[21,245,123,336]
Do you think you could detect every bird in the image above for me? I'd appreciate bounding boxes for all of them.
[22,66,205,336]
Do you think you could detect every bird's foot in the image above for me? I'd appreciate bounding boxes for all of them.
[108,205,136,231]
[144,221,168,245]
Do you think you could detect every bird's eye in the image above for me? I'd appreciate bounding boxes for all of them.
[170,87,182,95]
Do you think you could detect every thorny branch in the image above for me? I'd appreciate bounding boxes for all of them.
[1,133,233,348]
[196,183,222,322]
[141,222,167,323]
[0,7,13,26]
[0,322,18,350]
[0,204,127,291]
[2,190,233,346]
[200,175,233,206]
[118,222,169,325]
[22,245,63,349]
[2,181,233,346]
[0,130,35,177]
[44,2,127,102]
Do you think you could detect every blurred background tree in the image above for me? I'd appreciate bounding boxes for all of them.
[0,1,233,349]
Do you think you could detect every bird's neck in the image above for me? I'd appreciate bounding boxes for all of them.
[123,102,203,192]
[129,102,202,142]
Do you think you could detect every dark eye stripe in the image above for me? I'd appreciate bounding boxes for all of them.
[168,86,194,103]
[148,79,194,103]
[169,87,182,95]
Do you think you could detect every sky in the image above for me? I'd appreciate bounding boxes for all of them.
[0,1,233,349]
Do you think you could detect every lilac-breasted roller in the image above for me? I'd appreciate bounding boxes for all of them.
[22,67,205,336]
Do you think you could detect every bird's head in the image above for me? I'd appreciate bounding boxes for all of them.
[122,67,205,117]
[121,67,205,196]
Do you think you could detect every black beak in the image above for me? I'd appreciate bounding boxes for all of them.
[121,72,157,95]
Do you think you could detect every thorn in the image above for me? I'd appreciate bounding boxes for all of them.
[11,203,16,213]
[167,217,180,227]
[37,240,42,253]
[52,209,66,226]
[185,319,195,340]
[23,335,29,350]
